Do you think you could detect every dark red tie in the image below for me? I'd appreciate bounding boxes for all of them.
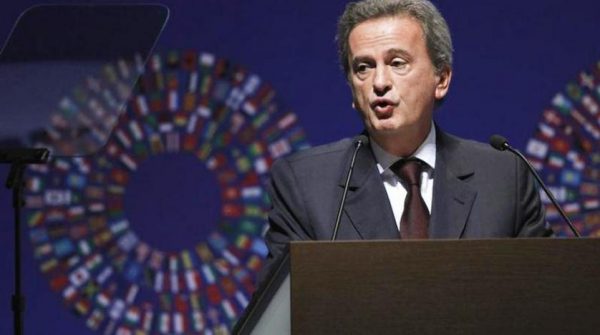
[391,159,429,239]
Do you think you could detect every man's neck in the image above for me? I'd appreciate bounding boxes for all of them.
[370,122,433,157]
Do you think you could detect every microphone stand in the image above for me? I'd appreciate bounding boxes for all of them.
[1,148,50,335]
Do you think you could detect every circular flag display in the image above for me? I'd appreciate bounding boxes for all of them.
[524,61,600,237]
[24,50,309,334]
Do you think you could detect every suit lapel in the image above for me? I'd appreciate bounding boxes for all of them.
[430,129,477,238]
[338,141,399,239]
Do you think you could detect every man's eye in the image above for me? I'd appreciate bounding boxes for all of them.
[355,63,370,74]
[391,59,407,68]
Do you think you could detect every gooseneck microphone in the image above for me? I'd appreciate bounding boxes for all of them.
[331,135,368,240]
[489,134,581,237]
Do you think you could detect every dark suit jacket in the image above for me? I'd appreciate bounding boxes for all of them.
[262,127,549,276]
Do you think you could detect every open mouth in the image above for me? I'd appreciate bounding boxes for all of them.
[372,100,395,116]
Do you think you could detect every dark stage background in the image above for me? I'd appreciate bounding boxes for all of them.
[1,0,600,334]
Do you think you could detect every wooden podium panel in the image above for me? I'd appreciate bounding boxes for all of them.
[290,239,600,334]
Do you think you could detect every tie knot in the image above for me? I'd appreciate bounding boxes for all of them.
[391,158,424,186]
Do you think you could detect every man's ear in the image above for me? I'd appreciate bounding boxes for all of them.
[434,66,452,100]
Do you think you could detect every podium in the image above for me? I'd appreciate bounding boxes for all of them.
[235,239,600,334]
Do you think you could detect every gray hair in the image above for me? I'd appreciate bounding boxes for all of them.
[336,0,453,77]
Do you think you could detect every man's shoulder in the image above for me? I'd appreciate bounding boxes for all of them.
[281,137,354,164]
[438,129,516,170]
[439,130,510,158]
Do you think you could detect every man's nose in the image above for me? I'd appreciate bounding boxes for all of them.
[373,66,392,95]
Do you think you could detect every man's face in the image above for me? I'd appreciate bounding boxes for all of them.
[348,15,451,142]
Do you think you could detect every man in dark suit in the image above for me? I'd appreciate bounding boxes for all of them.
[261,0,549,277]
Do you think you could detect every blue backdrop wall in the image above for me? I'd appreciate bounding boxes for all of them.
[1,0,600,334]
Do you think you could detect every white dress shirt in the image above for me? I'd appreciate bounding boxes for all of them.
[370,124,436,231]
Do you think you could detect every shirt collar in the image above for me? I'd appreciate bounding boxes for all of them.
[370,122,436,174]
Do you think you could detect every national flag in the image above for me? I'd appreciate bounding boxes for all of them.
[225,87,245,110]
[142,308,154,331]
[247,255,262,272]
[159,313,170,334]
[241,187,262,199]
[242,101,257,115]
[207,284,222,304]
[185,270,202,291]
[126,284,139,304]
[154,271,164,291]
[214,259,230,275]
[85,186,104,199]
[117,232,138,253]
[78,240,91,255]
[580,183,599,196]
[116,129,132,149]
[192,311,205,332]
[40,259,58,273]
[223,187,239,201]
[189,71,199,92]
[235,291,249,309]
[200,53,215,67]
[254,157,269,174]
[243,74,261,95]
[120,153,138,171]
[268,139,291,158]
[222,300,236,320]
[547,154,565,169]
[549,137,570,154]
[29,228,48,244]
[537,123,555,138]
[88,202,105,213]
[236,156,251,173]
[69,266,90,287]
[54,238,75,258]
[86,309,105,330]
[551,93,573,113]
[109,299,126,320]
[27,177,43,192]
[563,203,580,215]
[97,266,113,284]
[35,244,53,258]
[220,277,236,296]
[50,274,69,291]
[235,235,251,250]
[166,132,180,152]
[566,82,583,102]
[581,95,599,115]
[63,285,77,302]
[170,272,180,293]
[196,244,214,262]
[68,206,85,221]
[567,151,585,170]
[222,250,240,266]
[150,134,165,154]
[25,196,44,209]
[541,186,566,203]
[115,327,132,335]
[202,265,216,284]
[251,239,268,257]
[44,189,72,206]
[168,313,185,334]
[584,199,600,210]
[560,170,581,186]
[74,299,91,316]
[84,254,102,271]
[149,250,165,270]
[579,71,595,90]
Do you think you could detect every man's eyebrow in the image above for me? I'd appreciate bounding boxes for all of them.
[386,48,411,58]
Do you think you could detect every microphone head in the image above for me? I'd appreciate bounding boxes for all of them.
[489,134,508,151]
[355,134,369,146]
